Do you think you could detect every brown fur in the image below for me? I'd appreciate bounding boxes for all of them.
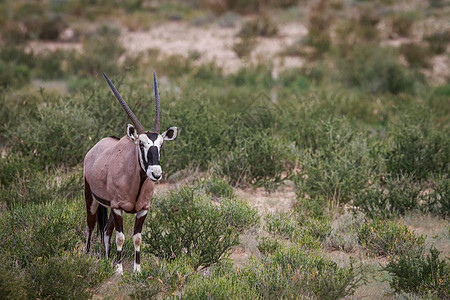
[84,135,154,213]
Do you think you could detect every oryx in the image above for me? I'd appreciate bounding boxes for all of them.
[83,71,177,273]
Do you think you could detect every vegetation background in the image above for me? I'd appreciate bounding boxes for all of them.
[0,0,449,299]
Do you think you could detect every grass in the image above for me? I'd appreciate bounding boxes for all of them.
[0,0,449,298]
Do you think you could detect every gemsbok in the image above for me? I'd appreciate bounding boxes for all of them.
[84,71,177,273]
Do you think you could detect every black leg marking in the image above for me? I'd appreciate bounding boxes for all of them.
[112,209,124,274]
[84,179,97,254]
[133,209,148,272]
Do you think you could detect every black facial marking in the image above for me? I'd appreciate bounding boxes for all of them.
[146,132,159,142]
[148,146,160,165]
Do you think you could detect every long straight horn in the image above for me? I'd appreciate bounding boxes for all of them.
[153,70,161,133]
[103,72,145,134]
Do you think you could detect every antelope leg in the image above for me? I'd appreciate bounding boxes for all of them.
[112,208,124,274]
[133,209,148,272]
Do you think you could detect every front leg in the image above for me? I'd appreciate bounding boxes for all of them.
[133,209,148,272]
[112,208,124,274]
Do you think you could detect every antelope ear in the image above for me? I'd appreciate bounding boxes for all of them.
[162,127,177,141]
[127,124,139,141]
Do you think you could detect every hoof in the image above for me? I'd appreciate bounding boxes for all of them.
[115,263,123,275]
[134,263,141,273]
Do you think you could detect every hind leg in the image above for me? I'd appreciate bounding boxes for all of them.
[84,179,98,253]
[104,212,114,258]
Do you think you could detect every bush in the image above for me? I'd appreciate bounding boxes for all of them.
[353,173,423,218]
[214,129,292,189]
[232,35,257,58]
[385,109,449,179]
[69,23,125,76]
[142,186,258,268]
[10,98,96,167]
[295,119,375,205]
[184,245,364,299]
[400,43,431,68]
[27,253,112,300]
[306,0,332,58]
[126,255,196,299]
[358,219,425,256]
[420,175,450,217]
[424,30,450,55]
[239,245,364,299]
[0,163,82,208]
[326,209,365,252]
[0,199,85,266]
[199,176,235,199]
[336,45,421,94]
[385,246,449,299]
[0,198,112,299]
[391,12,416,37]
[257,235,280,255]
[237,15,278,38]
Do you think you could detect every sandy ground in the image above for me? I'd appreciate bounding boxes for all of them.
[122,20,307,74]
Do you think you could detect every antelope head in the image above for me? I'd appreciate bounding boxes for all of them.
[103,71,177,181]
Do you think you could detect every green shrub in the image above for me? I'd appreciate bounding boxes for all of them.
[237,14,278,38]
[34,48,68,79]
[264,211,326,249]
[264,211,299,239]
[420,175,450,217]
[142,186,257,268]
[391,12,417,37]
[306,0,333,58]
[10,98,96,167]
[326,210,365,252]
[199,176,235,199]
[27,252,112,300]
[385,246,449,299]
[278,67,311,90]
[186,245,363,300]
[424,30,450,55]
[0,165,82,208]
[239,245,364,299]
[334,11,381,57]
[0,60,31,87]
[257,235,280,255]
[399,43,431,68]
[161,94,237,175]
[69,23,125,76]
[353,174,423,218]
[385,109,449,179]
[336,45,420,94]
[126,255,196,299]
[183,265,258,299]
[214,129,292,189]
[0,259,28,299]
[295,120,375,205]
[358,219,425,256]
[232,35,257,58]
[0,199,84,266]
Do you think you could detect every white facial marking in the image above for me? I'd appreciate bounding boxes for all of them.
[116,232,125,251]
[90,199,99,215]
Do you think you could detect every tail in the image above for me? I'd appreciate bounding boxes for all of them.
[97,205,108,242]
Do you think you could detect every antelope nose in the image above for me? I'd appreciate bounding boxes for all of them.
[152,173,161,180]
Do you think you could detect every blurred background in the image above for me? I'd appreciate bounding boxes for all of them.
[0,1,449,299]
